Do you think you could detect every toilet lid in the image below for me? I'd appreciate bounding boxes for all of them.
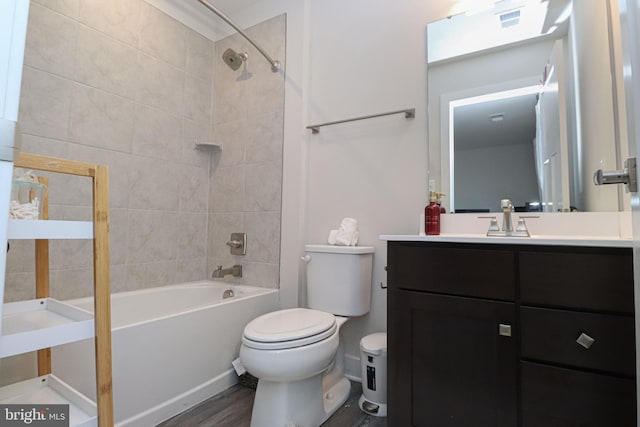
[242,308,337,350]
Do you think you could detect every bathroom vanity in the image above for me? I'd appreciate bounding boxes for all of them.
[383,236,636,427]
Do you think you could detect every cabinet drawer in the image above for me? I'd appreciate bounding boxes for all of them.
[521,361,636,427]
[520,307,635,376]
[388,242,515,300]
[519,249,633,313]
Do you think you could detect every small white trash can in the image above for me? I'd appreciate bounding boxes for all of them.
[358,332,387,417]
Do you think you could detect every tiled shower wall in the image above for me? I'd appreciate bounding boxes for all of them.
[207,15,285,289]
[5,0,285,301]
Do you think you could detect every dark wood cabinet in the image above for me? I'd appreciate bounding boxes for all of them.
[521,361,636,427]
[387,241,636,427]
[391,290,517,427]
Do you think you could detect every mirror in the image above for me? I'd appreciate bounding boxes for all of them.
[428,0,628,213]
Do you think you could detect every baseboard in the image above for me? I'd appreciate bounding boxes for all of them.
[117,369,238,427]
[344,353,361,383]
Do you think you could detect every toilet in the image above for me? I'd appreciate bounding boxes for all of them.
[240,244,375,427]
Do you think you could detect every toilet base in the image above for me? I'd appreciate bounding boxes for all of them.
[249,375,350,427]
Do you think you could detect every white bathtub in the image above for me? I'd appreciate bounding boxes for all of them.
[52,281,279,427]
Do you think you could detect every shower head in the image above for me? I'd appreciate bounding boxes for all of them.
[222,48,248,71]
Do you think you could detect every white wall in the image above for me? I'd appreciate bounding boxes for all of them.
[304,0,458,375]
[455,143,539,212]
[212,0,481,376]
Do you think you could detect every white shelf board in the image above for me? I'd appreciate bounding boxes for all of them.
[1,298,94,358]
[8,219,93,239]
[0,374,96,427]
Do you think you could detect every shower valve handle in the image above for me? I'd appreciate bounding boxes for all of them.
[226,240,243,248]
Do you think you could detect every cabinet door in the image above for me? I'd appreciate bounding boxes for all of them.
[521,361,636,426]
[389,290,517,427]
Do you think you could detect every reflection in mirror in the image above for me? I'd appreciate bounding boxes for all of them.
[428,0,627,213]
[452,87,540,213]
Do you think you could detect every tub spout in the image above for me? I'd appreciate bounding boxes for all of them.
[212,264,242,278]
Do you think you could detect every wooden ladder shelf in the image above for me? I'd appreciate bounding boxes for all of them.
[12,152,114,426]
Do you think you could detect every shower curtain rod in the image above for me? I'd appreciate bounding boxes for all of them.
[196,0,281,73]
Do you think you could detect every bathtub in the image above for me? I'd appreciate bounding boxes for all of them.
[51,281,279,427]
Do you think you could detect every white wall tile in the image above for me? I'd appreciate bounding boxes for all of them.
[184,74,212,124]
[125,261,177,290]
[25,3,77,79]
[244,211,281,264]
[137,53,185,116]
[50,239,93,270]
[132,104,182,161]
[5,241,35,274]
[176,258,206,283]
[243,161,282,212]
[179,164,209,213]
[69,84,135,152]
[78,0,141,47]
[177,212,207,259]
[19,67,72,140]
[241,262,279,288]
[4,273,36,302]
[182,118,211,168]
[66,143,132,208]
[75,25,139,99]
[207,15,285,290]
[50,268,94,299]
[127,210,178,263]
[214,119,247,166]
[9,5,284,300]
[109,264,127,294]
[108,208,129,266]
[186,30,214,82]
[245,111,283,163]
[129,155,180,211]
[139,2,187,70]
[20,134,69,158]
[33,0,80,18]
[210,165,245,213]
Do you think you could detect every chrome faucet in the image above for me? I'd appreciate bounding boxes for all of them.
[482,199,536,237]
[212,264,242,278]
[501,199,514,233]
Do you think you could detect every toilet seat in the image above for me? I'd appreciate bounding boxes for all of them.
[242,308,337,350]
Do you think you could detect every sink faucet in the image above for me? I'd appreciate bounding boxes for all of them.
[501,199,514,233]
[483,199,536,237]
[212,264,242,278]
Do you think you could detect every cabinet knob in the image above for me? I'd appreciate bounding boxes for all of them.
[576,332,596,349]
[498,324,512,337]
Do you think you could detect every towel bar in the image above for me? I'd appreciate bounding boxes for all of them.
[306,108,415,134]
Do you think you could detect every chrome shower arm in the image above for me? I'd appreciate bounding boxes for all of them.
[196,0,281,73]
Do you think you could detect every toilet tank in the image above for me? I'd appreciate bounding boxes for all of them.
[305,244,374,316]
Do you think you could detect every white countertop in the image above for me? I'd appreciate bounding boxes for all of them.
[379,234,634,248]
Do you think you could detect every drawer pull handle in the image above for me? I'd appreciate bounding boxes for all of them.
[576,332,596,349]
[498,324,512,337]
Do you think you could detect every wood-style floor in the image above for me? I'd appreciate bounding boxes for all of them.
[157,381,387,427]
